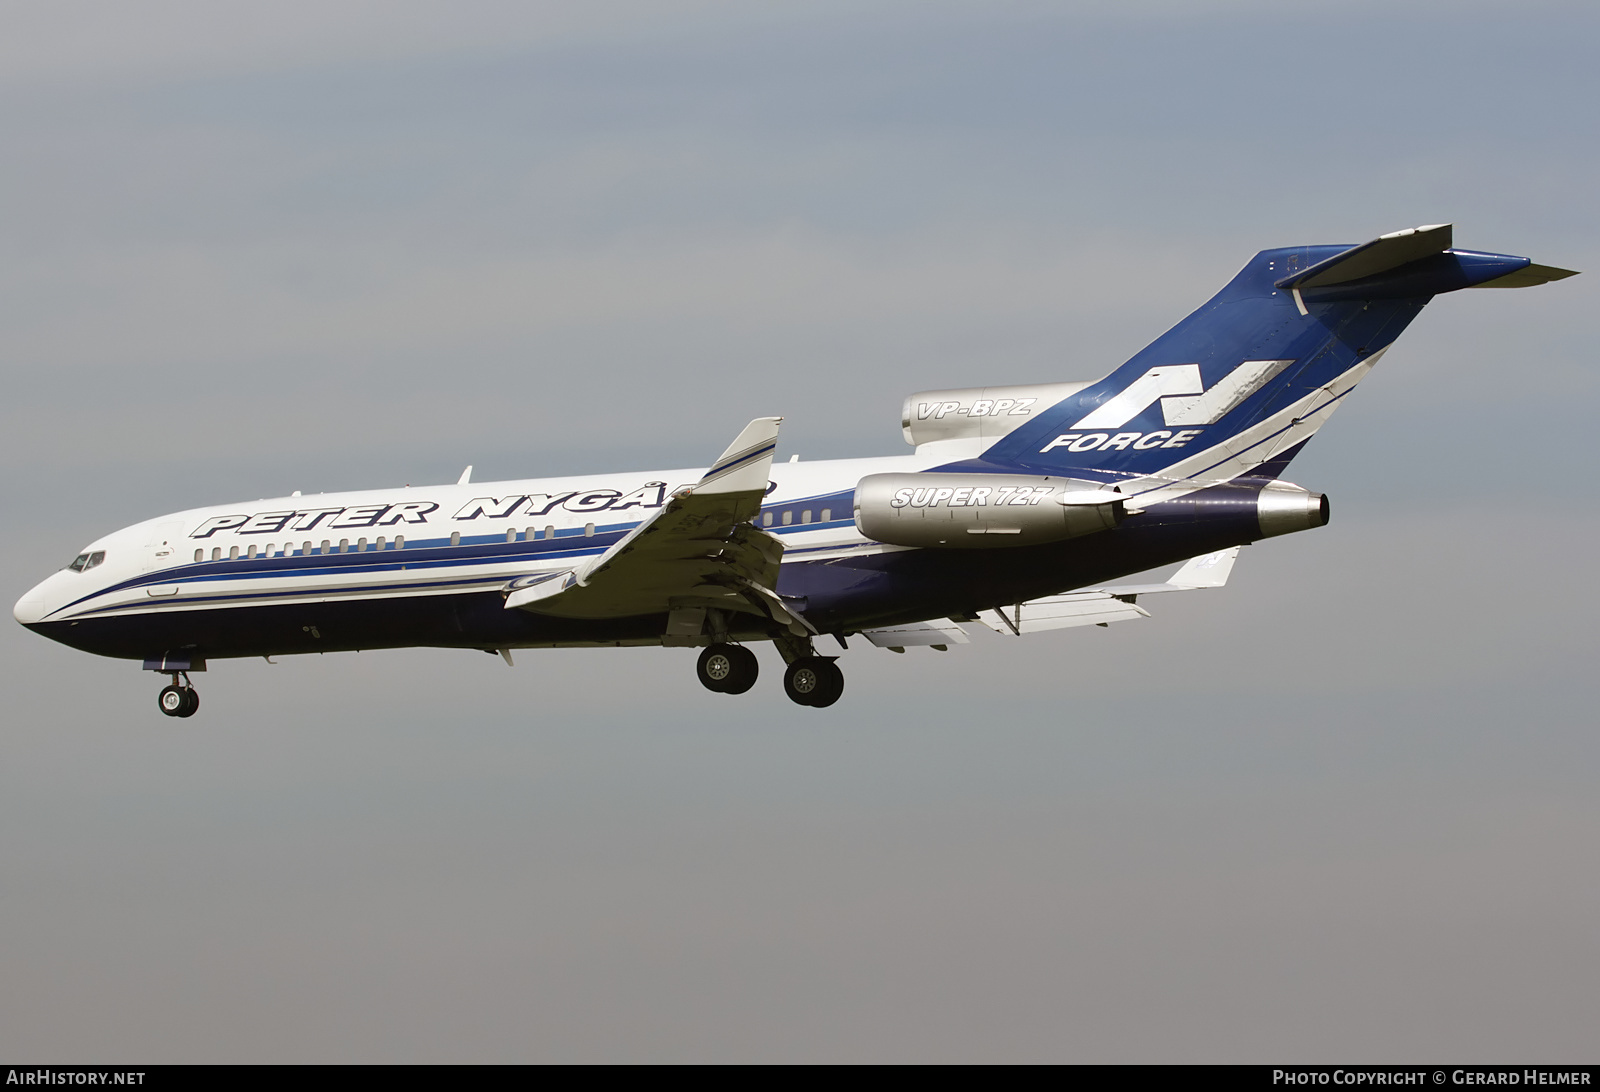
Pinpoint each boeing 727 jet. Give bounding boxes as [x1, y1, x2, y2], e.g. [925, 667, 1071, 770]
[13, 225, 1576, 716]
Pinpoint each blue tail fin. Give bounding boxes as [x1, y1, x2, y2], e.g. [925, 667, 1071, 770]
[967, 225, 1574, 495]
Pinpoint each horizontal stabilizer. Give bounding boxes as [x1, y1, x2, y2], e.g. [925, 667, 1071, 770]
[1277, 224, 1453, 289]
[1473, 262, 1580, 288]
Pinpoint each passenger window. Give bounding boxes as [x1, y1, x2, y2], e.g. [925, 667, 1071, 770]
[302, 541, 312, 555]
[506, 529, 517, 543]
[194, 549, 203, 563]
[584, 523, 595, 537]
[781, 511, 793, 526]
[357, 537, 368, 552]
[394, 535, 405, 550]
[544, 525, 555, 540]
[211, 547, 222, 561]
[320, 540, 330, 555]
[450, 531, 461, 547]
[762, 512, 773, 527]
[375, 537, 386, 551]
[229, 546, 240, 560]
[247, 545, 257, 559]
[283, 543, 295, 557]
[801, 510, 812, 524]
[821, 508, 832, 522]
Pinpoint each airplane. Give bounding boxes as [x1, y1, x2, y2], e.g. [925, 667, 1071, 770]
[12, 224, 1577, 717]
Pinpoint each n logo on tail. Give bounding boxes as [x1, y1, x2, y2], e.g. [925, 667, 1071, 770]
[1071, 359, 1296, 430]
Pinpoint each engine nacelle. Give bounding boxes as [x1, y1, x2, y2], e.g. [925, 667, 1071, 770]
[901, 382, 1090, 448]
[854, 473, 1126, 549]
[1257, 481, 1330, 537]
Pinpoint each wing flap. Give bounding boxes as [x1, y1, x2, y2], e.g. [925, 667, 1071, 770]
[862, 620, 971, 650]
[978, 547, 1242, 635]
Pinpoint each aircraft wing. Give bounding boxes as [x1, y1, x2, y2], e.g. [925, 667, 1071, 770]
[859, 547, 1241, 649]
[504, 418, 806, 628]
[977, 547, 1240, 635]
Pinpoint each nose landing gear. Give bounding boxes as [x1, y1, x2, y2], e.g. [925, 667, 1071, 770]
[157, 674, 200, 718]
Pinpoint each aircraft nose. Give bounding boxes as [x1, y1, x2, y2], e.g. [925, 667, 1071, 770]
[14, 591, 46, 625]
[14, 575, 55, 625]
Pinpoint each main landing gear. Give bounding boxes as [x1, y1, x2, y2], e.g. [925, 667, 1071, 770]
[157, 674, 200, 718]
[783, 657, 844, 708]
[695, 639, 845, 708]
[697, 643, 759, 695]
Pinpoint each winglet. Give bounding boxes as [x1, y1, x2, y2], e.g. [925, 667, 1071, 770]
[697, 417, 782, 495]
[1167, 547, 1240, 589]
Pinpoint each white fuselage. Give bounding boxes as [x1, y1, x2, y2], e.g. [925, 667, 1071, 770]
[14, 445, 982, 634]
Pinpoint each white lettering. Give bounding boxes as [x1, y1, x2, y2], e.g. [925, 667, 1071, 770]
[453, 496, 526, 520]
[190, 514, 249, 539]
[239, 511, 295, 535]
[330, 504, 388, 529]
[565, 490, 621, 513]
[612, 482, 667, 511]
[377, 501, 438, 525]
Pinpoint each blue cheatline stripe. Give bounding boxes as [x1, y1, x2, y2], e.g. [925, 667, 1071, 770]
[54, 486, 867, 621]
[66, 540, 875, 620]
[54, 519, 652, 613]
[702, 441, 776, 480]
[67, 573, 511, 619]
[53, 528, 880, 621]
[1124, 385, 1353, 500]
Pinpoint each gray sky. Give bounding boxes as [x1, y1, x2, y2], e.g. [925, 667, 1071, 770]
[2, 0, 1596, 1062]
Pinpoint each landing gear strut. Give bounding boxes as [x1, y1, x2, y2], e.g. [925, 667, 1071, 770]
[157, 673, 199, 718]
[697, 643, 759, 694]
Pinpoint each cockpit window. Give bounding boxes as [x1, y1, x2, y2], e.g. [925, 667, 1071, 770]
[68, 551, 106, 572]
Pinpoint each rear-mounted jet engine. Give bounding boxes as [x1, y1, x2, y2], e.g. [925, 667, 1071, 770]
[854, 473, 1128, 549]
